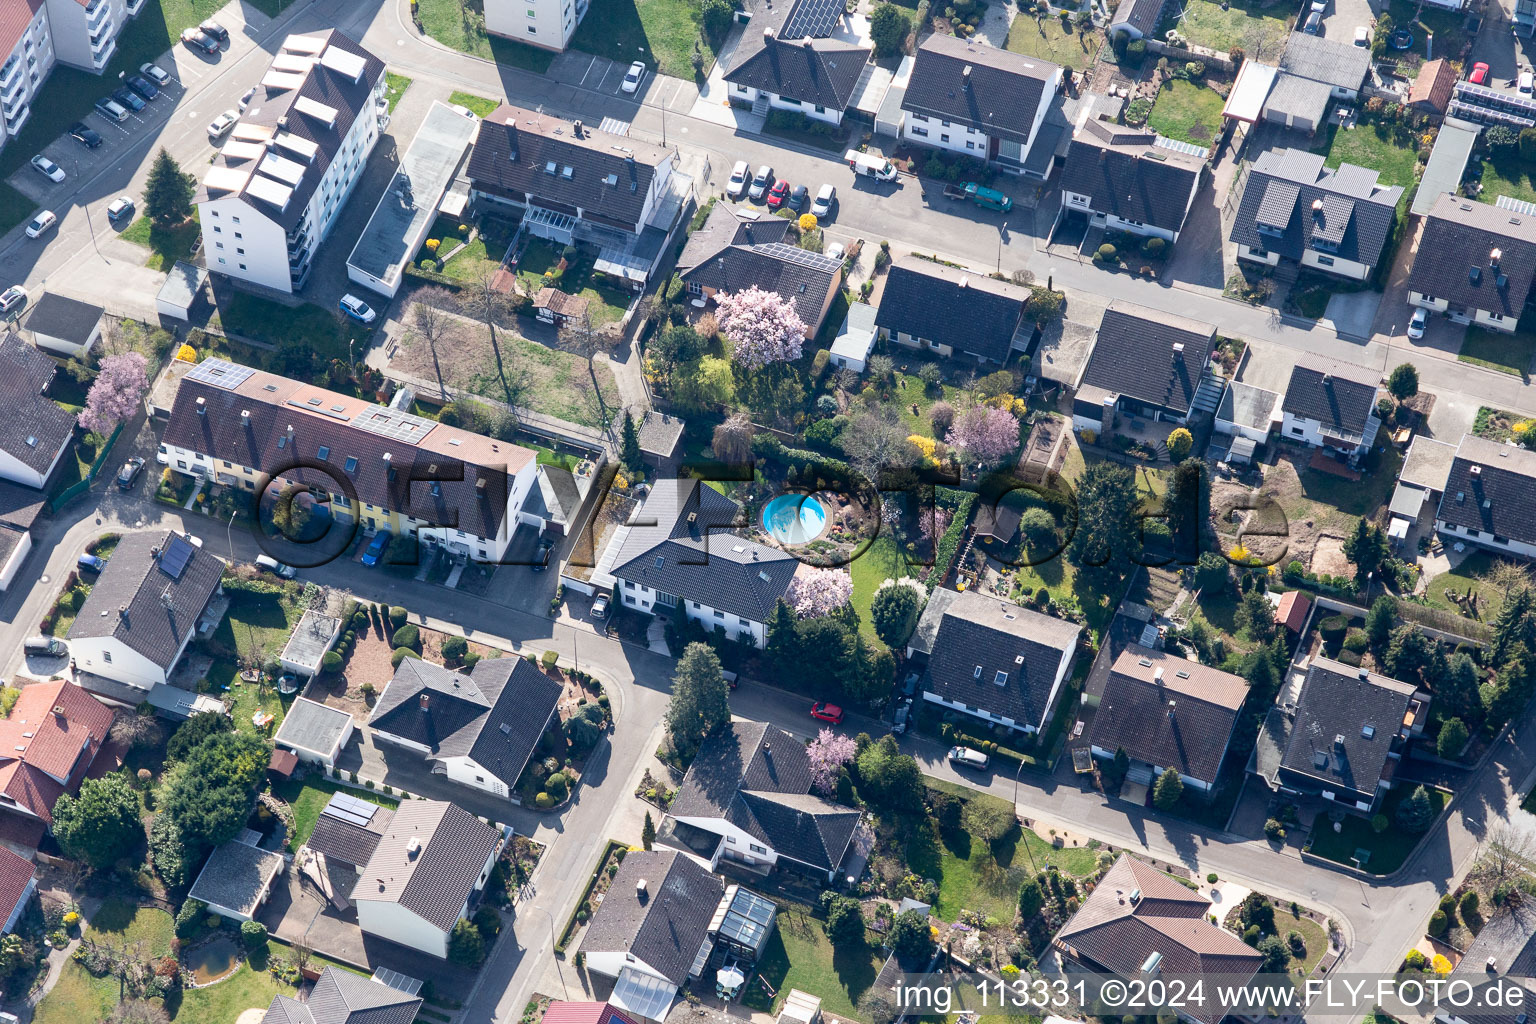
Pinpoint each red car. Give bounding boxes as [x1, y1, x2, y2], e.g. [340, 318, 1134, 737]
[765, 179, 791, 209]
[810, 702, 844, 724]
[1471, 62, 1491, 85]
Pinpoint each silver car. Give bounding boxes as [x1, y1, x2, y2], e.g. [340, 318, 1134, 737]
[748, 165, 773, 200]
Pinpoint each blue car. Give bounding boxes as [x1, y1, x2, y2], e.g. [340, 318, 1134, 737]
[361, 530, 391, 566]
[77, 553, 106, 573]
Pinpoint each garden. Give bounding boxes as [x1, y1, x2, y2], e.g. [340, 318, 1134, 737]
[121, 210, 203, 272]
[1005, 11, 1099, 70]
[414, 0, 556, 71]
[1314, 104, 1425, 213]
[512, 238, 634, 327]
[1168, 0, 1292, 53]
[1145, 77, 1227, 148]
[1458, 325, 1536, 376]
[567, 0, 723, 79]
[1305, 784, 1446, 874]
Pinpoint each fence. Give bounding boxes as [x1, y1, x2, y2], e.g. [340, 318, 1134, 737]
[50, 421, 125, 512]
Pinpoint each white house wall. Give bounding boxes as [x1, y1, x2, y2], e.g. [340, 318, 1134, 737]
[356, 898, 450, 958]
[618, 579, 767, 646]
[903, 113, 990, 156]
[33, 322, 100, 357]
[0, 445, 52, 490]
[1435, 518, 1536, 560]
[202, 197, 294, 293]
[671, 813, 779, 868]
[0, 530, 31, 592]
[440, 755, 512, 799]
[584, 952, 670, 982]
[484, 0, 582, 50]
[69, 636, 168, 689]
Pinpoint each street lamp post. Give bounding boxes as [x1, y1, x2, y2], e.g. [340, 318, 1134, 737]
[521, 902, 571, 999]
[1013, 757, 1040, 876]
[997, 221, 1007, 275]
[226, 509, 236, 562]
[1048, 266, 1057, 292]
[1349, 858, 1370, 906]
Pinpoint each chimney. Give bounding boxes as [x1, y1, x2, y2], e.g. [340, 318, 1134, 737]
[1153, 666, 1164, 683]
[52, 705, 65, 719]
[383, 452, 393, 464]
[1311, 198, 1324, 216]
[1167, 699, 1176, 719]
[573, 119, 583, 137]
[160, 587, 174, 610]
[118, 604, 129, 621]
[1172, 342, 1185, 356]
[1322, 373, 1332, 384]
[1492, 247, 1503, 268]
[196, 397, 206, 416]
[151, 545, 160, 560]
[1334, 733, 1346, 749]
[286, 424, 294, 443]
[962, 64, 972, 89]
[1358, 669, 1370, 681]
[419, 693, 430, 712]
[958, 277, 969, 289]
[637, 879, 649, 896]
[241, 410, 250, 426]
[763, 26, 773, 40]
[406, 837, 422, 858]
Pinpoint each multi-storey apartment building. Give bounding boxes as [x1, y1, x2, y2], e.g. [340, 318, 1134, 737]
[159, 358, 540, 563]
[483, 0, 588, 51]
[194, 29, 385, 293]
[0, 0, 141, 149]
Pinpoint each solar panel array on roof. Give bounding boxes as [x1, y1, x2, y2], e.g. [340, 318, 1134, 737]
[322, 791, 378, 826]
[260, 151, 309, 185]
[160, 534, 197, 580]
[295, 96, 340, 124]
[321, 44, 368, 80]
[186, 359, 256, 390]
[353, 406, 437, 443]
[756, 242, 842, 273]
[783, 0, 841, 37]
[246, 174, 295, 209]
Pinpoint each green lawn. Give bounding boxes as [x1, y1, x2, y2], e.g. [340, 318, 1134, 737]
[1147, 79, 1225, 147]
[0, 182, 35, 239]
[210, 659, 292, 738]
[1459, 327, 1536, 376]
[212, 292, 368, 363]
[891, 372, 967, 439]
[119, 212, 201, 271]
[171, 963, 297, 1024]
[1281, 907, 1331, 976]
[272, 776, 399, 848]
[514, 238, 633, 326]
[1423, 550, 1508, 623]
[212, 591, 301, 668]
[849, 534, 915, 647]
[439, 234, 498, 281]
[415, 0, 556, 71]
[1307, 786, 1446, 874]
[1317, 123, 1419, 213]
[449, 90, 501, 118]
[1388, 0, 1468, 61]
[1005, 15, 1099, 69]
[462, 334, 622, 428]
[1175, 0, 1292, 51]
[570, 0, 717, 80]
[529, 443, 581, 472]
[1292, 444, 1402, 521]
[384, 72, 413, 114]
[747, 908, 883, 1020]
[1475, 156, 1536, 207]
[34, 901, 176, 1024]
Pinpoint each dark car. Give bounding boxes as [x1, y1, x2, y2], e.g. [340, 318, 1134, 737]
[77, 553, 106, 573]
[116, 457, 145, 490]
[112, 87, 146, 113]
[360, 530, 392, 566]
[125, 74, 159, 100]
[181, 27, 219, 54]
[787, 184, 809, 212]
[68, 121, 102, 148]
[531, 538, 554, 572]
[200, 19, 230, 44]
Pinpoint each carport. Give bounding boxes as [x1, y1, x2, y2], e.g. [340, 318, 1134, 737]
[156, 261, 207, 322]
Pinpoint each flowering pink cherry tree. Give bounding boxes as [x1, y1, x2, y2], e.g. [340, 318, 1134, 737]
[808, 727, 857, 796]
[918, 505, 952, 542]
[785, 566, 853, 619]
[715, 286, 806, 372]
[946, 405, 1020, 468]
[79, 352, 149, 435]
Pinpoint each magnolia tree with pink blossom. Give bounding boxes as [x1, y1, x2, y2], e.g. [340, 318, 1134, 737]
[715, 286, 806, 372]
[918, 505, 952, 542]
[808, 727, 857, 796]
[946, 405, 1020, 468]
[79, 352, 150, 435]
[785, 567, 853, 619]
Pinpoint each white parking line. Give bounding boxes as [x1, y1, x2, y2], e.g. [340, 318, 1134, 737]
[578, 54, 600, 86]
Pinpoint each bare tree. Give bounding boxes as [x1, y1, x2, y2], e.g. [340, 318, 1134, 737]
[712, 413, 754, 465]
[840, 408, 917, 484]
[569, 368, 609, 435]
[1471, 825, 1536, 889]
[407, 288, 465, 401]
[1479, 559, 1535, 597]
[471, 269, 531, 411]
[560, 313, 614, 430]
[289, 936, 313, 973]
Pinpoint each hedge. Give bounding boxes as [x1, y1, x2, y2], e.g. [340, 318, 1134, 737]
[389, 606, 408, 627]
[555, 839, 627, 952]
[926, 487, 978, 588]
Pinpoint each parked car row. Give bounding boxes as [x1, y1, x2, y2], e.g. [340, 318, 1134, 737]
[726, 160, 838, 222]
[181, 20, 228, 55]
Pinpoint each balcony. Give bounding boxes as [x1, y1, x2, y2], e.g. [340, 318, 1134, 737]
[5, 105, 29, 135]
[125, 0, 145, 15]
[91, 37, 115, 68]
[85, 0, 110, 30]
[0, 59, 17, 90]
[90, 22, 114, 52]
[2, 78, 23, 108]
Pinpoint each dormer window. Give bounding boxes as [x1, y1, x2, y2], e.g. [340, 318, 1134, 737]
[994, 670, 1008, 685]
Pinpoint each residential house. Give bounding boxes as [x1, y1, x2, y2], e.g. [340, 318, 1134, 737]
[0, 0, 144, 150]
[1231, 148, 1402, 280]
[1107, 0, 1168, 40]
[1072, 301, 1218, 438]
[0, 333, 75, 491]
[875, 257, 1031, 364]
[721, 0, 871, 126]
[0, 679, 113, 834]
[1437, 903, 1536, 1024]
[1410, 195, 1536, 332]
[1408, 59, 1457, 115]
[531, 287, 591, 327]
[467, 104, 683, 285]
[1054, 855, 1263, 1024]
[368, 656, 561, 801]
[352, 799, 503, 958]
[1088, 645, 1247, 793]
[676, 204, 844, 338]
[159, 358, 540, 563]
[544, 1005, 644, 1024]
[258, 966, 423, 1024]
[829, 300, 878, 372]
[0, 483, 45, 592]
[194, 30, 387, 294]
[0, 848, 33, 934]
[297, 789, 393, 909]
[1278, 354, 1383, 462]
[272, 696, 355, 768]
[1389, 434, 1458, 537]
[188, 836, 286, 922]
[22, 293, 102, 357]
[1262, 33, 1371, 133]
[1058, 117, 1207, 242]
[581, 851, 779, 1016]
[1257, 658, 1427, 812]
[608, 479, 798, 647]
[68, 531, 224, 691]
[662, 722, 862, 881]
[900, 34, 1062, 176]
[1434, 434, 1536, 560]
[906, 588, 1082, 735]
[483, 0, 588, 51]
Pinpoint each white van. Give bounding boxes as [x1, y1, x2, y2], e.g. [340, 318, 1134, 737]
[845, 150, 898, 181]
[1521, 68, 1533, 93]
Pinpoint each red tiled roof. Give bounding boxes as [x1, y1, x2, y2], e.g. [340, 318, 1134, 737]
[543, 1003, 640, 1024]
[0, 0, 44, 69]
[1276, 590, 1311, 633]
[268, 749, 298, 776]
[0, 681, 114, 822]
[0, 846, 33, 928]
[1408, 59, 1456, 112]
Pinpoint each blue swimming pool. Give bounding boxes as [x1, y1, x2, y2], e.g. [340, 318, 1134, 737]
[762, 493, 827, 545]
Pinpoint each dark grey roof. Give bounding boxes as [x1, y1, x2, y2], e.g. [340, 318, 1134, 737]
[677, 204, 842, 330]
[467, 104, 672, 233]
[1261, 73, 1333, 126]
[1058, 118, 1205, 234]
[0, 333, 74, 476]
[262, 966, 422, 1024]
[669, 721, 859, 872]
[1229, 148, 1401, 270]
[188, 840, 285, 917]
[1088, 646, 1246, 785]
[902, 34, 1058, 143]
[274, 697, 353, 757]
[1279, 31, 1372, 91]
[1217, 381, 1280, 432]
[355, 800, 500, 932]
[0, 481, 46, 532]
[634, 410, 684, 458]
[1081, 301, 1215, 417]
[610, 479, 798, 624]
[874, 257, 1028, 362]
[1437, 434, 1536, 546]
[22, 292, 103, 343]
[1410, 194, 1536, 317]
[1280, 354, 1381, 441]
[579, 850, 726, 984]
[1109, 0, 1167, 36]
[721, 0, 871, 110]
[916, 590, 1082, 730]
[1279, 658, 1415, 801]
[196, 30, 385, 231]
[369, 657, 561, 788]
[307, 795, 393, 869]
[68, 530, 224, 670]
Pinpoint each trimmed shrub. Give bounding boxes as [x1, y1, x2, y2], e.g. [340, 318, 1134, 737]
[541, 650, 559, 671]
[240, 919, 267, 951]
[442, 635, 469, 663]
[391, 647, 422, 668]
[1428, 910, 1448, 936]
[389, 606, 408, 627]
[545, 772, 570, 800]
[392, 624, 421, 649]
[321, 650, 342, 673]
[534, 792, 554, 809]
[1318, 614, 1349, 644]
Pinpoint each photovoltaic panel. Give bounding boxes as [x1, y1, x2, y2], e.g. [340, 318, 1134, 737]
[159, 534, 196, 580]
[322, 791, 377, 826]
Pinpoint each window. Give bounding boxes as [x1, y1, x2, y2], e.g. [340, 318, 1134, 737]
[317, 446, 330, 461]
[815, 105, 825, 113]
[691, 601, 701, 609]
[726, 836, 736, 844]
[213, 226, 221, 233]
[625, 581, 636, 589]
[966, 141, 975, 150]
[1490, 312, 1506, 321]
[103, 651, 112, 663]
[912, 126, 928, 137]
[236, 247, 244, 255]
[687, 280, 703, 295]
[1290, 425, 1304, 436]
[1495, 535, 1508, 544]
[234, 232, 242, 239]
[737, 83, 748, 92]
[714, 610, 725, 619]
[222, 460, 231, 468]
[913, 113, 927, 122]
[177, 460, 186, 469]
[941, 134, 950, 143]
[335, 494, 350, 507]
[527, 25, 537, 32]
[941, 120, 950, 127]
[1316, 255, 1335, 267]
[344, 456, 358, 473]
[527, 6, 536, 13]
[749, 843, 767, 854]
[232, 216, 240, 223]
[211, 211, 219, 218]
[215, 241, 224, 249]
[476, 775, 485, 782]
[239, 264, 246, 270]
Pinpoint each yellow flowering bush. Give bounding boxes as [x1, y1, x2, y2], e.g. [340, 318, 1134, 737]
[176, 344, 197, 363]
[424, 238, 440, 252]
[1432, 954, 1452, 975]
[798, 213, 818, 232]
[1229, 544, 1250, 563]
[908, 434, 939, 467]
[1079, 429, 1097, 445]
